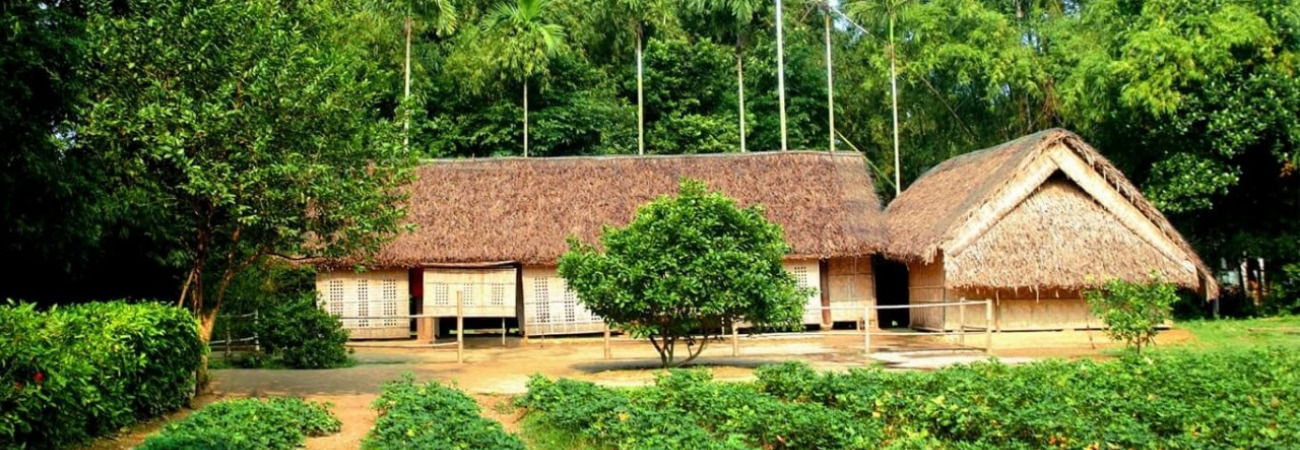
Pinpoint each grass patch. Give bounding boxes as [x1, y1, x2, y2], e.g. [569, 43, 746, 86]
[1171, 315, 1300, 352]
[518, 414, 590, 450]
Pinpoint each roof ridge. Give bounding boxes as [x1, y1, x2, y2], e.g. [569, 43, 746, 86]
[417, 150, 862, 165]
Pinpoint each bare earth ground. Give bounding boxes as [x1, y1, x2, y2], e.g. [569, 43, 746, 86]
[86, 329, 1193, 449]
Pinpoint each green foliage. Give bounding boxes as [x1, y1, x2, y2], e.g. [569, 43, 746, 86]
[559, 179, 806, 367]
[363, 374, 525, 450]
[1085, 277, 1179, 354]
[256, 294, 352, 369]
[0, 301, 203, 449]
[138, 397, 341, 450]
[78, 0, 413, 352]
[522, 350, 1300, 448]
[1266, 263, 1300, 315]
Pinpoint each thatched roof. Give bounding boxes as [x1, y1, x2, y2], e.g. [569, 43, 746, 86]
[363, 151, 885, 267]
[886, 129, 1218, 297]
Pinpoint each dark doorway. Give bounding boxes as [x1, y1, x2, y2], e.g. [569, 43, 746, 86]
[873, 256, 910, 328]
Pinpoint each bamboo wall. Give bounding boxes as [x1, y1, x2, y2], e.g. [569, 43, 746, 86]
[422, 267, 518, 318]
[906, 258, 1102, 332]
[907, 259, 948, 331]
[315, 270, 410, 339]
[827, 257, 875, 324]
[520, 266, 606, 336]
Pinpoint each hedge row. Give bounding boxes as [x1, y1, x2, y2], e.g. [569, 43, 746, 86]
[519, 349, 1300, 449]
[756, 349, 1300, 448]
[0, 301, 204, 449]
[363, 374, 525, 450]
[138, 397, 341, 449]
[520, 371, 881, 449]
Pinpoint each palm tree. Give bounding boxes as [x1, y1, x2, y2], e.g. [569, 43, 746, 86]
[489, 0, 567, 157]
[600, 0, 674, 155]
[689, 0, 763, 153]
[393, 0, 457, 152]
[846, 0, 909, 194]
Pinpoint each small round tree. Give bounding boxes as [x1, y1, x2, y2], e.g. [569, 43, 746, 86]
[1084, 275, 1178, 354]
[558, 179, 807, 367]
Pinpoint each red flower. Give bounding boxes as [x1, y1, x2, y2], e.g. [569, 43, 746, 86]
[34, 372, 44, 385]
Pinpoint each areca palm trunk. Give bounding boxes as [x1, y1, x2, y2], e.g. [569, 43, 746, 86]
[524, 77, 530, 157]
[404, 16, 413, 152]
[825, 8, 834, 152]
[636, 24, 645, 155]
[737, 37, 746, 153]
[775, 0, 788, 151]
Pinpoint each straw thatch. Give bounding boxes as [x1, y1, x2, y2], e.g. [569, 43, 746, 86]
[886, 129, 1218, 297]
[363, 151, 885, 267]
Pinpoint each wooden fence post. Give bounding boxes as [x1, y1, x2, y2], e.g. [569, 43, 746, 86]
[502, 317, 507, 347]
[456, 292, 464, 364]
[863, 305, 871, 355]
[603, 324, 611, 360]
[984, 300, 993, 354]
[958, 300, 966, 346]
[731, 324, 739, 357]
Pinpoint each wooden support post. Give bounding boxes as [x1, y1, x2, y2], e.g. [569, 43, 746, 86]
[863, 305, 871, 355]
[456, 292, 464, 364]
[731, 324, 739, 357]
[958, 300, 966, 346]
[984, 300, 993, 354]
[502, 317, 507, 347]
[603, 324, 611, 361]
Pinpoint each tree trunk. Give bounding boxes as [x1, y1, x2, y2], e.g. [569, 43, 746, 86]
[824, 8, 835, 152]
[736, 38, 746, 153]
[775, 0, 788, 151]
[889, 11, 901, 196]
[403, 16, 412, 153]
[523, 78, 529, 158]
[636, 25, 645, 156]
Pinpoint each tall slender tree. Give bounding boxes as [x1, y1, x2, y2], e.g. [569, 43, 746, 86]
[489, 0, 567, 157]
[599, 0, 674, 155]
[689, 0, 763, 153]
[393, 0, 458, 152]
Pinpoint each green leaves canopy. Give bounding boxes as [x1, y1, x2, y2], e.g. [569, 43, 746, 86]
[78, 0, 412, 341]
[558, 179, 806, 367]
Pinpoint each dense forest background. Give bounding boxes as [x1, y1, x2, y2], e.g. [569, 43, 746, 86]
[3, 0, 1298, 312]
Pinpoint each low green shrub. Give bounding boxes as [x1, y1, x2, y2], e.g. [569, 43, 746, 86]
[256, 293, 351, 369]
[756, 350, 1300, 448]
[519, 370, 878, 449]
[138, 397, 341, 450]
[0, 301, 204, 449]
[520, 350, 1300, 449]
[363, 374, 524, 450]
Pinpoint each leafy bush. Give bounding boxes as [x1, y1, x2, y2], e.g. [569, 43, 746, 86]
[520, 370, 879, 449]
[559, 179, 808, 367]
[522, 350, 1300, 448]
[1084, 277, 1178, 353]
[138, 397, 341, 450]
[363, 374, 524, 450]
[256, 293, 351, 369]
[0, 301, 204, 449]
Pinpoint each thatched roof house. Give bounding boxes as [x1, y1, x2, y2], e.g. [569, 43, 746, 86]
[319, 151, 887, 338]
[886, 129, 1217, 331]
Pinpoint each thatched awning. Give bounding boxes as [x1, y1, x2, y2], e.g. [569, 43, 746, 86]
[886, 129, 1218, 297]
[361, 151, 885, 268]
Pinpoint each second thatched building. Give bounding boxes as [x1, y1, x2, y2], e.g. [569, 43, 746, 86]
[886, 129, 1218, 331]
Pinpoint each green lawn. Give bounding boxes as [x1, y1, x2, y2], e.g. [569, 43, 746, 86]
[1170, 315, 1300, 352]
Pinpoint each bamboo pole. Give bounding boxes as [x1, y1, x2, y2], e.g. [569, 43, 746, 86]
[731, 324, 739, 357]
[984, 300, 993, 353]
[502, 317, 507, 347]
[863, 305, 871, 354]
[456, 292, 464, 364]
[958, 299, 966, 346]
[824, 6, 834, 152]
[603, 324, 611, 360]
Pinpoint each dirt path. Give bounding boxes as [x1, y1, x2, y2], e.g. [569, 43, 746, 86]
[86, 329, 1187, 449]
